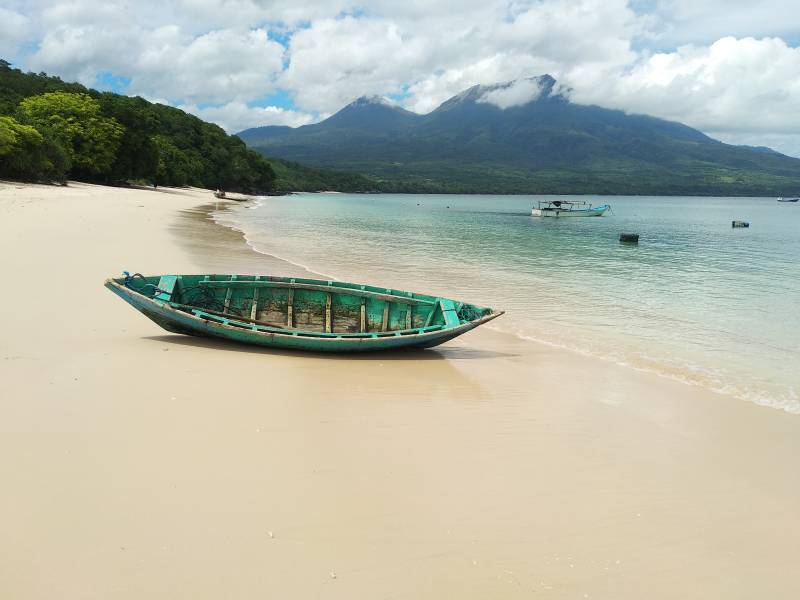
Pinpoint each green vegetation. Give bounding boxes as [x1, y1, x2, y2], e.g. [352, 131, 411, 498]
[266, 157, 483, 193]
[268, 157, 380, 192]
[18, 92, 124, 176]
[0, 115, 68, 181]
[0, 60, 275, 193]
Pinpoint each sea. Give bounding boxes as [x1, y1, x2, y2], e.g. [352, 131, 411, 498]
[214, 193, 800, 413]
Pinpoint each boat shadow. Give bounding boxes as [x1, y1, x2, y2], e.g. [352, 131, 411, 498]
[143, 334, 516, 361]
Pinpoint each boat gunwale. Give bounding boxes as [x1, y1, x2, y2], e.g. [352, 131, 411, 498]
[196, 278, 437, 305]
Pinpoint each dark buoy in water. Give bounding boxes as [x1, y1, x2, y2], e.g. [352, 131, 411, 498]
[732, 220, 750, 228]
[619, 233, 639, 243]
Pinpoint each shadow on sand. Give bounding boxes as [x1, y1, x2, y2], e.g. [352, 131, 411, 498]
[143, 334, 517, 361]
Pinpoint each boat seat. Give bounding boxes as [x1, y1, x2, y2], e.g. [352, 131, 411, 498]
[155, 275, 178, 302]
[440, 299, 461, 327]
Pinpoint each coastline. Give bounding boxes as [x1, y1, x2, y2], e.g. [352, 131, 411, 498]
[208, 196, 800, 414]
[2, 181, 799, 599]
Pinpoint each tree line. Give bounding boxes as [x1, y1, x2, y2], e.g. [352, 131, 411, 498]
[0, 60, 275, 193]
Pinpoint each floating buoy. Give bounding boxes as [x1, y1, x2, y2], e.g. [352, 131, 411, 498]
[619, 233, 639, 243]
[732, 220, 750, 228]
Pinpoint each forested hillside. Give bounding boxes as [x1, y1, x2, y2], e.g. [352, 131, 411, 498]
[241, 75, 800, 196]
[0, 60, 275, 193]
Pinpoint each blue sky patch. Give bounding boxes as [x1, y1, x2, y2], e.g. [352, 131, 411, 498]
[94, 71, 131, 93]
[249, 90, 294, 110]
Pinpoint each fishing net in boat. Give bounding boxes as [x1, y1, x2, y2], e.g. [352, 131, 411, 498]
[181, 285, 227, 313]
[457, 304, 484, 322]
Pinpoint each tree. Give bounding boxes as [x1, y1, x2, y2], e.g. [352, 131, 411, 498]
[153, 135, 193, 187]
[97, 93, 160, 183]
[17, 92, 124, 177]
[0, 115, 70, 182]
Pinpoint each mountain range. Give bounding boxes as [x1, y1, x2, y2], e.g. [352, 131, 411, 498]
[239, 75, 800, 195]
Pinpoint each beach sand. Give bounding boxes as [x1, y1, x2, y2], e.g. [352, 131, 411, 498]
[1, 181, 798, 599]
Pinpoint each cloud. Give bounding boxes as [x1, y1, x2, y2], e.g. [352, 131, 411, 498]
[637, 0, 800, 46]
[2, 0, 800, 154]
[478, 78, 548, 109]
[0, 8, 31, 57]
[132, 28, 285, 104]
[567, 36, 800, 137]
[181, 101, 317, 133]
[31, 25, 285, 105]
[279, 16, 423, 113]
[281, 0, 641, 114]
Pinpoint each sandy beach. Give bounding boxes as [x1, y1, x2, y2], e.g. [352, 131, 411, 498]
[1, 181, 799, 599]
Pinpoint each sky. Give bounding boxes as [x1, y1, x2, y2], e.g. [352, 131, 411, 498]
[2, 1, 800, 155]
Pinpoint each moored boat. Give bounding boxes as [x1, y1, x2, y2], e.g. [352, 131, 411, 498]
[531, 199, 610, 217]
[777, 197, 799, 202]
[105, 273, 503, 352]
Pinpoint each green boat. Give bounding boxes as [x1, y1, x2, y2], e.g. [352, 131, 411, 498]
[105, 273, 504, 352]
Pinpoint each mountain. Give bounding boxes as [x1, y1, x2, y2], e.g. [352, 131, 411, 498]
[239, 75, 800, 195]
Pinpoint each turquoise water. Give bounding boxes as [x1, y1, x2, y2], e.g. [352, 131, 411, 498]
[215, 194, 800, 413]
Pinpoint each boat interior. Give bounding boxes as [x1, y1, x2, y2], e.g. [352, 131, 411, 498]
[115, 274, 492, 336]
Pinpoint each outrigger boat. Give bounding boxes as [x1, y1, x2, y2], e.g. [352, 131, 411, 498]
[105, 273, 503, 352]
[531, 200, 610, 217]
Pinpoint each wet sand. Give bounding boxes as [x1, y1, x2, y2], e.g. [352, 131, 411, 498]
[1, 181, 799, 599]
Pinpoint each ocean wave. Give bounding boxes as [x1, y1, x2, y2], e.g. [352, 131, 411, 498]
[487, 322, 800, 414]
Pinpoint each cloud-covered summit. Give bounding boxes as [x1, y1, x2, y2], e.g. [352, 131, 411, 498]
[447, 75, 561, 110]
[3, 0, 800, 155]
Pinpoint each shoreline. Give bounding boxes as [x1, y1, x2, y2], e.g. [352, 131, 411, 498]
[204, 196, 800, 415]
[2, 181, 800, 599]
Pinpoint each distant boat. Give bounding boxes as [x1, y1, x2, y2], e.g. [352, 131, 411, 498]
[777, 197, 799, 202]
[106, 273, 503, 352]
[531, 199, 610, 217]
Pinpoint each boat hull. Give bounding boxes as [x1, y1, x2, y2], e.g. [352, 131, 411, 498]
[105, 276, 502, 353]
[531, 204, 610, 217]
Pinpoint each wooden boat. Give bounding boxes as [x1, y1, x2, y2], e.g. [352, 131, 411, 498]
[105, 273, 504, 352]
[777, 197, 799, 202]
[531, 200, 610, 217]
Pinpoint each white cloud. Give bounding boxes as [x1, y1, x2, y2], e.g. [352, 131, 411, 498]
[2, 0, 800, 153]
[640, 0, 800, 46]
[181, 101, 318, 133]
[280, 16, 424, 113]
[31, 25, 285, 105]
[132, 28, 285, 104]
[0, 8, 31, 57]
[567, 37, 800, 137]
[478, 78, 548, 109]
[281, 0, 641, 114]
